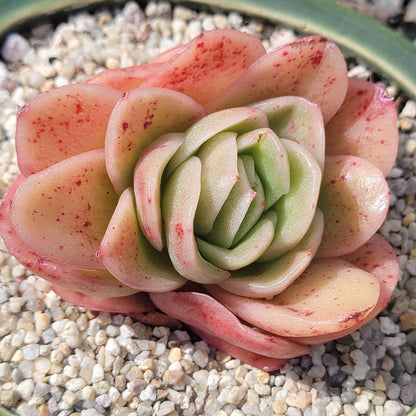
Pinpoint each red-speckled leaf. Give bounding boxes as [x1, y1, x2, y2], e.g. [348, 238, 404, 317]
[206, 36, 348, 123]
[253, 96, 325, 170]
[0, 175, 137, 297]
[53, 285, 155, 314]
[105, 87, 205, 193]
[217, 209, 324, 298]
[98, 188, 187, 292]
[9, 150, 117, 270]
[207, 258, 379, 338]
[317, 155, 390, 258]
[190, 327, 288, 372]
[292, 234, 399, 344]
[16, 84, 122, 176]
[325, 78, 398, 176]
[85, 62, 164, 92]
[133, 133, 184, 251]
[150, 291, 309, 359]
[141, 29, 266, 105]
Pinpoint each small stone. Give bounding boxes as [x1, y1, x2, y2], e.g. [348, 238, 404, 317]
[350, 349, 368, 363]
[343, 403, 358, 416]
[374, 375, 387, 391]
[2, 33, 31, 62]
[139, 384, 157, 402]
[193, 348, 209, 368]
[156, 400, 175, 416]
[384, 400, 408, 416]
[0, 389, 20, 408]
[400, 382, 416, 406]
[326, 400, 342, 416]
[0, 363, 12, 381]
[354, 394, 370, 414]
[386, 383, 401, 400]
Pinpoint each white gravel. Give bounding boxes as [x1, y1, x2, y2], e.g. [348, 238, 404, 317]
[0, 1, 415, 415]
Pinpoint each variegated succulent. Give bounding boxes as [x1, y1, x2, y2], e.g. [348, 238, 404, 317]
[0, 29, 400, 370]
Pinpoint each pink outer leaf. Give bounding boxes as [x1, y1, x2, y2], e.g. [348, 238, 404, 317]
[190, 327, 288, 372]
[149, 291, 310, 359]
[206, 35, 348, 123]
[141, 29, 266, 106]
[98, 188, 187, 292]
[207, 258, 380, 338]
[105, 87, 206, 193]
[9, 149, 118, 270]
[325, 78, 398, 177]
[52, 285, 155, 314]
[217, 209, 324, 298]
[16, 84, 122, 176]
[84, 62, 164, 92]
[291, 233, 399, 344]
[317, 155, 390, 258]
[0, 176, 137, 297]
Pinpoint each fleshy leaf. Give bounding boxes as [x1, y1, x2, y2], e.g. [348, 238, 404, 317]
[10, 150, 117, 270]
[0, 176, 136, 297]
[206, 35, 348, 123]
[217, 209, 324, 298]
[98, 188, 187, 292]
[150, 291, 309, 359]
[53, 285, 155, 314]
[166, 107, 269, 176]
[16, 83, 122, 176]
[325, 77, 398, 176]
[237, 127, 290, 210]
[197, 211, 277, 270]
[293, 233, 399, 344]
[85, 62, 164, 92]
[162, 156, 230, 283]
[317, 155, 390, 258]
[204, 157, 256, 248]
[194, 131, 239, 235]
[133, 133, 184, 251]
[207, 258, 379, 338]
[253, 96, 325, 170]
[232, 155, 265, 245]
[260, 138, 322, 261]
[141, 29, 266, 105]
[105, 87, 206, 193]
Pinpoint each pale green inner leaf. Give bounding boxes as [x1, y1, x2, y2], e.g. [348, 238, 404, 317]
[165, 107, 268, 176]
[217, 209, 324, 298]
[197, 211, 277, 270]
[259, 138, 322, 261]
[232, 155, 266, 245]
[203, 157, 256, 249]
[162, 156, 230, 283]
[194, 131, 239, 235]
[237, 128, 290, 210]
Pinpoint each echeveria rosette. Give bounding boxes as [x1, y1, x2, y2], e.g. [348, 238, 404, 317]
[0, 29, 400, 371]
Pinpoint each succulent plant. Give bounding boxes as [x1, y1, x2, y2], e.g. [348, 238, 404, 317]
[0, 29, 400, 370]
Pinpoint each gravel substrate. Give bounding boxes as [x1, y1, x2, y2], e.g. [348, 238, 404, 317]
[0, 1, 415, 415]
